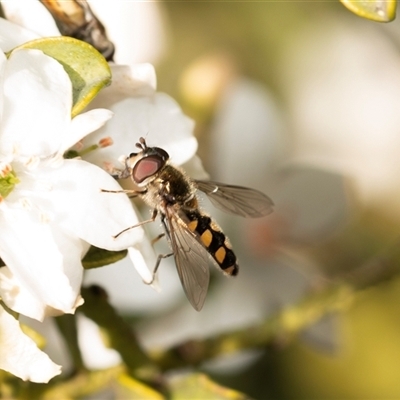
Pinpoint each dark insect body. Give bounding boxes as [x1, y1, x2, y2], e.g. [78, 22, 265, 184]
[106, 137, 273, 311]
[185, 210, 238, 276]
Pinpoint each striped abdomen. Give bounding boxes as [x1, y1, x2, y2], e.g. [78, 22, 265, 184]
[185, 210, 238, 276]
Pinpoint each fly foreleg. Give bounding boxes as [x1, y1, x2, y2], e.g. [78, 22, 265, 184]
[114, 168, 132, 180]
[101, 188, 140, 194]
[101, 187, 147, 199]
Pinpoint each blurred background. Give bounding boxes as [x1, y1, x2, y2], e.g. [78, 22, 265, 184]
[51, 1, 400, 398]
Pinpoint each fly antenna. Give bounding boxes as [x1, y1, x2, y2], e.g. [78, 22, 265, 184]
[136, 137, 147, 151]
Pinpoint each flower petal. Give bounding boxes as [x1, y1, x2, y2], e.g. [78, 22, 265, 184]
[0, 304, 61, 382]
[32, 159, 144, 250]
[128, 243, 159, 289]
[89, 1, 166, 65]
[0, 17, 39, 52]
[89, 63, 157, 110]
[0, 49, 71, 158]
[180, 155, 210, 180]
[0, 51, 7, 123]
[0, 209, 83, 321]
[62, 108, 114, 152]
[0, 267, 52, 321]
[2, 1, 61, 38]
[83, 93, 197, 168]
[77, 313, 121, 369]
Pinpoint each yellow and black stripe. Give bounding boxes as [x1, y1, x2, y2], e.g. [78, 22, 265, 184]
[186, 210, 239, 276]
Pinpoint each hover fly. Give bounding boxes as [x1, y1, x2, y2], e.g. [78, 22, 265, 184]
[106, 137, 273, 311]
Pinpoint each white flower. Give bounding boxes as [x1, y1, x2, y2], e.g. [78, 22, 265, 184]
[1, 0, 206, 305]
[1, 0, 60, 39]
[0, 47, 143, 323]
[3, 0, 166, 66]
[76, 63, 207, 369]
[84, 63, 198, 167]
[0, 13, 41, 52]
[0, 5, 201, 168]
[89, 0, 167, 66]
[80, 62, 203, 284]
[0, 299, 61, 383]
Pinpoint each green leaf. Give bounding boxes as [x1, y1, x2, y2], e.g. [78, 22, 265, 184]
[9, 37, 111, 117]
[82, 246, 127, 269]
[340, 0, 396, 22]
[169, 373, 250, 400]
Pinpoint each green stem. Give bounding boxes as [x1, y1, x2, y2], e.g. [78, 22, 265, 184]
[80, 285, 158, 380]
[151, 238, 400, 370]
[55, 314, 85, 372]
[41, 367, 124, 400]
[78, 144, 99, 156]
[151, 283, 354, 370]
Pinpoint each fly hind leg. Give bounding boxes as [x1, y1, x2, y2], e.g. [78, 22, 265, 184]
[145, 251, 174, 286]
[145, 232, 171, 284]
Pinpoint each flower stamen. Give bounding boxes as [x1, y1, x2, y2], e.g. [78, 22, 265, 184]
[24, 156, 40, 171]
[0, 164, 20, 199]
[65, 137, 114, 160]
[98, 136, 113, 148]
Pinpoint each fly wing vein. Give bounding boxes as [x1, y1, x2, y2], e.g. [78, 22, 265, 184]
[195, 180, 274, 218]
[165, 208, 211, 311]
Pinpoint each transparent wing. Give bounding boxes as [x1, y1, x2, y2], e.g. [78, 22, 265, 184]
[164, 207, 211, 311]
[195, 180, 274, 218]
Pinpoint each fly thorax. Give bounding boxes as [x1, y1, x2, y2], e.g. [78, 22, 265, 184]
[158, 165, 195, 202]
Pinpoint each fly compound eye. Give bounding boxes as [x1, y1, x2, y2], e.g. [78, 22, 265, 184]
[153, 147, 169, 161]
[132, 155, 165, 183]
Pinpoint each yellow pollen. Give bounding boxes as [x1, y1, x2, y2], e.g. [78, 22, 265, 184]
[99, 137, 113, 148]
[0, 164, 11, 177]
[75, 140, 84, 150]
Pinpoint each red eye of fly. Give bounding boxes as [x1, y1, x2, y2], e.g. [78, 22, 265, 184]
[132, 155, 164, 183]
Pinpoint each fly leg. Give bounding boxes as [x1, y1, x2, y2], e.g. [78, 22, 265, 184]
[160, 214, 172, 242]
[145, 215, 173, 285]
[113, 209, 158, 239]
[111, 166, 131, 180]
[145, 251, 174, 286]
[102, 187, 148, 200]
[101, 188, 141, 194]
[151, 233, 165, 246]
